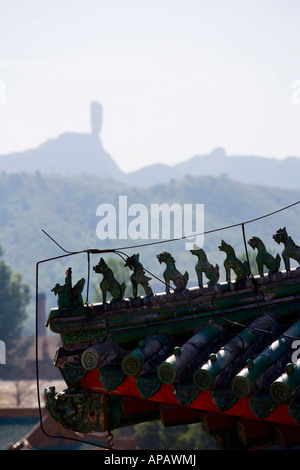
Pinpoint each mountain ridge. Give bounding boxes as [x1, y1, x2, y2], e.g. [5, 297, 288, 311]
[120, 147, 300, 189]
[0, 102, 299, 190]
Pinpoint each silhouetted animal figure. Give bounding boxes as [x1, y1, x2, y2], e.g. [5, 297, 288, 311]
[273, 227, 300, 271]
[124, 253, 153, 298]
[157, 251, 189, 294]
[248, 236, 280, 276]
[219, 240, 249, 283]
[93, 258, 126, 303]
[190, 244, 219, 287]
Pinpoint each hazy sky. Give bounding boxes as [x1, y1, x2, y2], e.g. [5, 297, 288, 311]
[1, 0, 300, 172]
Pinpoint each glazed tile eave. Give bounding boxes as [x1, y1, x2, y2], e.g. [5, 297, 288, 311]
[44, 266, 300, 432]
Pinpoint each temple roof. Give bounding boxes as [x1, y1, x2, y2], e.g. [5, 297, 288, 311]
[45, 264, 300, 449]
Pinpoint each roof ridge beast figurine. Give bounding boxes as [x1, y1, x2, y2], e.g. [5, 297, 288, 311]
[219, 240, 249, 283]
[93, 257, 126, 304]
[157, 251, 189, 294]
[190, 244, 219, 288]
[273, 227, 300, 271]
[248, 236, 280, 276]
[124, 253, 153, 298]
[51, 267, 85, 309]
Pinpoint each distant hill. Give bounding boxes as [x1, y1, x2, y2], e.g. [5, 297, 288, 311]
[120, 163, 182, 187]
[0, 102, 123, 180]
[121, 147, 300, 190]
[0, 102, 299, 190]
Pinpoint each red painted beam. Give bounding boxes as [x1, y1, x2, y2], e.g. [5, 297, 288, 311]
[121, 396, 160, 417]
[80, 371, 299, 427]
[236, 419, 275, 447]
[159, 404, 202, 427]
[274, 424, 300, 449]
[200, 411, 237, 435]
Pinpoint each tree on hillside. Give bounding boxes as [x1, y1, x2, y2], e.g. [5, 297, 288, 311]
[127, 420, 217, 450]
[0, 246, 31, 378]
